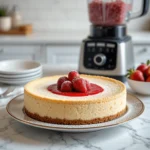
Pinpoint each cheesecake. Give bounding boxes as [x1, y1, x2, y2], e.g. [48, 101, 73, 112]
[24, 73, 127, 125]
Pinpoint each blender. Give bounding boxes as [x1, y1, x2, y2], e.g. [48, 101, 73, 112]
[79, 0, 149, 82]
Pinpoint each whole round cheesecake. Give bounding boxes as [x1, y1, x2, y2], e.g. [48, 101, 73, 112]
[24, 74, 127, 125]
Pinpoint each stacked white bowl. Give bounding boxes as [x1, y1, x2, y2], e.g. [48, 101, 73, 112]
[0, 60, 42, 85]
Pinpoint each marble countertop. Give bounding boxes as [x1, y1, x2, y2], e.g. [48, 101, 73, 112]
[0, 65, 150, 150]
[0, 31, 150, 45]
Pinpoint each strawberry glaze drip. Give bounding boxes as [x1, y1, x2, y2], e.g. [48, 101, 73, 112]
[47, 83, 104, 97]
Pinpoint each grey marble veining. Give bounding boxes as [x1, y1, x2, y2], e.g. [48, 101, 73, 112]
[0, 79, 150, 150]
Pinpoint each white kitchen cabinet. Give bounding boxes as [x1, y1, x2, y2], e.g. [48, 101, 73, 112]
[133, 45, 150, 65]
[46, 45, 80, 65]
[0, 43, 149, 66]
[0, 46, 42, 61]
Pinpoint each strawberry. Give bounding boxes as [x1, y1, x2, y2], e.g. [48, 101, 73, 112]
[85, 79, 91, 90]
[137, 64, 148, 73]
[72, 77, 87, 93]
[61, 81, 73, 92]
[137, 60, 150, 76]
[68, 70, 80, 82]
[57, 76, 68, 89]
[144, 66, 150, 78]
[127, 69, 145, 81]
[146, 76, 150, 82]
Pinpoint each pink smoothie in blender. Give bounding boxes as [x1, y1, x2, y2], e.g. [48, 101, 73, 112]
[88, 0, 131, 26]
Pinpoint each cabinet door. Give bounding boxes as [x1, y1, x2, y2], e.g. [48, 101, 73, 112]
[0, 46, 41, 61]
[133, 45, 150, 65]
[46, 45, 80, 65]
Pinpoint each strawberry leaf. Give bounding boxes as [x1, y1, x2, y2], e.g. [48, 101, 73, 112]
[147, 60, 150, 65]
[126, 68, 135, 78]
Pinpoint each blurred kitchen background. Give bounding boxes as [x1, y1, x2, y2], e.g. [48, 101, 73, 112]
[0, 0, 150, 67]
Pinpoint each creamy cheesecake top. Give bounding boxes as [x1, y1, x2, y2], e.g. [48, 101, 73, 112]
[25, 75, 126, 101]
[24, 75, 126, 103]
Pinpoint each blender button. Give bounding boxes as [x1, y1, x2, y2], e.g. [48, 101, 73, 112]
[91, 48, 96, 52]
[109, 59, 113, 62]
[106, 48, 109, 53]
[108, 65, 112, 69]
[88, 43, 95, 47]
[88, 58, 92, 61]
[107, 44, 115, 48]
[97, 43, 105, 47]
[87, 63, 92, 67]
[98, 48, 103, 52]
[111, 49, 114, 53]
[93, 54, 106, 66]
[94, 67, 98, 69]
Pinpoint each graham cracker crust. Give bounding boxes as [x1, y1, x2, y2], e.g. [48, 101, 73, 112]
[24, 107, 127, 125]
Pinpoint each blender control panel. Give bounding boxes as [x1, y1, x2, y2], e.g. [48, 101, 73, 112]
[84, 42, 117, 70]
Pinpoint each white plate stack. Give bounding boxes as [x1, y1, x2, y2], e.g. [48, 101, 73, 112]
[0, 60, 43, 85]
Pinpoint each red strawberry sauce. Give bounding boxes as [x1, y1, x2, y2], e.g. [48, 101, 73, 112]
[47, 83, 104, 97]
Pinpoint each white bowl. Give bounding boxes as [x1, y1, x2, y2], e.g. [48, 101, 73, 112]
[0, 73, 42, 85]
[0, 60, 42, 74]
[0, 69, 42, 78]
[127, 78, 150, 95]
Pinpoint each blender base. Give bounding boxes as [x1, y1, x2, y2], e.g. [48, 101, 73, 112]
[78, 25, 134, 83]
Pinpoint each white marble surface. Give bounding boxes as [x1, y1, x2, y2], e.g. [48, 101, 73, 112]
[0, 31, 150, 45]
[0, 65, 150, 150]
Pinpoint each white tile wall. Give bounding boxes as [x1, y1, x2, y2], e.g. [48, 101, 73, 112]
[0, 0, 149, 32]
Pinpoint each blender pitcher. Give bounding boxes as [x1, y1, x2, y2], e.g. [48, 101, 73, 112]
[88, 0, 149, 26]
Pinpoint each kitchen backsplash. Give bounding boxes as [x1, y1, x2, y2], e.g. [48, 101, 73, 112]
[0, 0, 150, 32]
